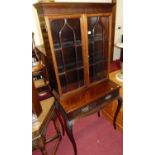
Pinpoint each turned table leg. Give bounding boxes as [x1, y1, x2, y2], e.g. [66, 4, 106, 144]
[113, 96, 122, 129]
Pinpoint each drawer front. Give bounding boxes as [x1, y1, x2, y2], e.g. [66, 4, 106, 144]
[96, 89, 119, 108]
[68, 89, 119, 119]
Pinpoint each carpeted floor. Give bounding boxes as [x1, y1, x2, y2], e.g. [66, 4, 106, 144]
[33, 113, 123, 155]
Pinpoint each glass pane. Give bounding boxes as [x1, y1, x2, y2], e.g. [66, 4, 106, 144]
[87, 16, 109, 83]
[59, 69, 84, 93]
[50, 18, 84, 93]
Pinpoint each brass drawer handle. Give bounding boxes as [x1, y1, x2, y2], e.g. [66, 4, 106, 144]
[81, 106, 89, 113]
[105, 94, 112, 100]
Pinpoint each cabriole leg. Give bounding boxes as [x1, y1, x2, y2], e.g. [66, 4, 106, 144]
[113, 96, 122, 129]
[65, 121, 77, 155]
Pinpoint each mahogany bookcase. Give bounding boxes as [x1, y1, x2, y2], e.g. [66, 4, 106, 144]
[34, 2, 122, 155]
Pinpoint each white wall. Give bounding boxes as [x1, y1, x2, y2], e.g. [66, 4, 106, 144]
[113, 0, 123, 60]
[32, 0, 44, 46]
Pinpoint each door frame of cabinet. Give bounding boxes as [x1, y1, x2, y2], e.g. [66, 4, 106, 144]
[85, 13, 112, 85]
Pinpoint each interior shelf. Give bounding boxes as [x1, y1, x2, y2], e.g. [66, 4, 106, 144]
[58, 66, 83, 76]
[90, 75, 107, 82]
[57, 60, 83, 72]
[89, 58, 108, 67]
[54, 40, 82, 51]
[53, 35, 105, 52]
[88, 34, 103, 42]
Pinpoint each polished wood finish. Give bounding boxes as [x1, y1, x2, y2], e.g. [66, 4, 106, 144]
[34, 2, 115, 15]
[61, 80, 119, 114]
[32, 97, 61, 155]
[81, 14, 90, 86]
[45, 16, 63, 96]
[102, 70, 123, 129]
[34, 3, 121, 155]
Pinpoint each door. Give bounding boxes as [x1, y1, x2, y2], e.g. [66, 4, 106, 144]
[45, 15, 85, 95]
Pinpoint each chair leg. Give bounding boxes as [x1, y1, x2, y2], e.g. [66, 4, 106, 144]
[39, 137, 48, 155]
[51, 111, 62, 138]
[55, 110, 65, 136]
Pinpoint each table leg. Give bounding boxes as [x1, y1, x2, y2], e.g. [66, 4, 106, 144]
[65, 121, 77, 155]
[54, 101, 77, 155]
[113, 96, 122, 129]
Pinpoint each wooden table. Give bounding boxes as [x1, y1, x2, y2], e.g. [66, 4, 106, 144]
[32, 97, 61, 155]
[55, 80, 122, 155]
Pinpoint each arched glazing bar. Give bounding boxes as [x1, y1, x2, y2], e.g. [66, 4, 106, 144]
[59, 18, 80, 90]
[91, 16, 104, 80]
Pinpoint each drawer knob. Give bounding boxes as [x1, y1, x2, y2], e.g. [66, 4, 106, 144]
[81, 106, 89, 113]
[105, 94, 112, 100]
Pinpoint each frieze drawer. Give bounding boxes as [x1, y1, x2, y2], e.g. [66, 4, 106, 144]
[68, 89, 119, 119]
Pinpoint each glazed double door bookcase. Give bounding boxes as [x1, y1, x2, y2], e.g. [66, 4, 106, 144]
[34, 3, 122, 155]
[45, 13, 111, 98]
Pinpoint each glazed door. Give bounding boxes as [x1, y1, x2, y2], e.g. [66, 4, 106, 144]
[46, 16, 84, 95]
[87, 15, 110, 83]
